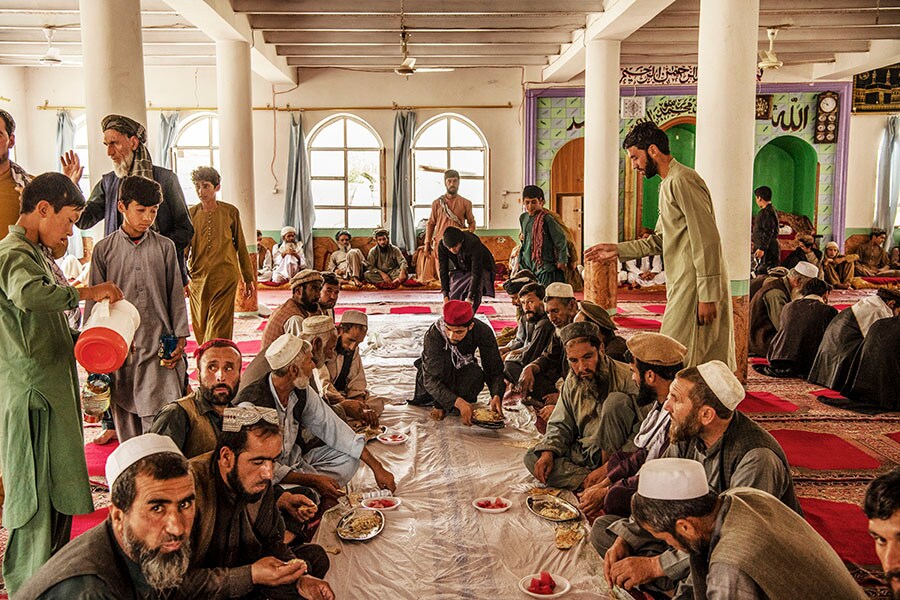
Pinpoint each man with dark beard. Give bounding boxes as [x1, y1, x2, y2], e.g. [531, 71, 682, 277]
[364, 228, 408, 287]
[317, 272, 341, 321]
[151, 339, 243, 458]
[866, 469, 900, 600]
[577, 332, 685, 520]
[501, 282, 555, 385]
[593, 361, 799, 599]
[188, 405, 334, 600]
[72, 114, 193, 282]
[630, 458, 865, 600]
[18, 434, 196, 599]
[524, 322, 641, 491]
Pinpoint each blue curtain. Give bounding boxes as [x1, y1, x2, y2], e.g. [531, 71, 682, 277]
[156, 111, 181, 169]
[390, 111, 417, 253]
[875, 115, 900, 248]
[284, 112, 315, 267]
[56, 110, 83, 258]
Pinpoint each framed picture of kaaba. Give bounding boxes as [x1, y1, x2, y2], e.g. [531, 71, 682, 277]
[853, 63, 900, 113]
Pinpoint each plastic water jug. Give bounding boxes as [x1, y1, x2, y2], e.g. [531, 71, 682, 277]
[75, 299, 141, 373]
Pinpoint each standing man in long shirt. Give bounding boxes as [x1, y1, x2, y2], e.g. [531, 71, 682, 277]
[421, 169, 477, 283]
[585, 121, 735, 369]
[68, 114, 194, 282]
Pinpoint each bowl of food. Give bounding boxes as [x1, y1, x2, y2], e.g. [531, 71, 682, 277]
[526, 495, 580, 522]
[472, 407, 505, 429]
[362, 497, 401, 511]
[472, 496, 511, 513]
[519, 571, 570, 598]
[377, 432, 408, 445]
[336, 508, 385, 541]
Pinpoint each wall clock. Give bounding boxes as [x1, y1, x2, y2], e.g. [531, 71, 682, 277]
[814, 91, 839, 143]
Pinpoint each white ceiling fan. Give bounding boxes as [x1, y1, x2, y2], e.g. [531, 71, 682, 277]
[758, 28, 783, 71]
[394, 29, 454, 75]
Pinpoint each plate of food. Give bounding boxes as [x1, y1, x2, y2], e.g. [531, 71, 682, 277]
[362, 497, 402, 511]
[518, 572, 570, 598]
[355, 424, 386, 442]
[377, 432, 408, 445]
[526, 494, 580, 522]
[336, 508, 385, 541]
[472, 496, 511, 513]
[472, 407, 505, 429]
[554, 523, 584, 550]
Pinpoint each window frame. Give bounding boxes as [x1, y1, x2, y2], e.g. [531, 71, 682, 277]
[171, 112, 220, 205]
[72, 114, 91, 197]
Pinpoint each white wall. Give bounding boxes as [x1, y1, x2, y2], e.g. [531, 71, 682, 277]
[845, 112, 888, 231]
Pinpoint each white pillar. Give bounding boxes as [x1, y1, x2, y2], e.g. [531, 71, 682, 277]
[79, 0, 147, 187]
[216, 40, 258, 312]
[583, 39, 621, 308]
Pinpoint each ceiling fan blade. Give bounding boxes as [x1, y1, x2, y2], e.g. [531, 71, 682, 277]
[401, 57, 416, 68]
[414, 67, 455, 72]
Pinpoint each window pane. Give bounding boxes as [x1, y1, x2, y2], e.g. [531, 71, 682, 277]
[460, 179, 484, 204]
[312, 179, 345, 206]
[177, 118, 211, 147]
[414, 119, 448, 148]
[347, 150, 380, 207]
[450, 118, 482, 147]
[450, 150, 485, 177]
[310, 120, 344, 148]
[212, 149, 220, 169]
[211, 119, 219, 145]
[174, 148, 215, 204]
[346, 119, 379, 149]
[414, 170, 445, 206]
[413, 206, 432, 225]
[74, 124, 88, 147]
[315, 208, 346, 228]
[474, 205, 486, 227]
[310, 150, 344, 177]
[347, 209, 382, 228]
[414, 149, 447, 176]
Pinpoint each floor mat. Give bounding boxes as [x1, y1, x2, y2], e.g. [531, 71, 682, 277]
[83, 440, 118, 478]
[769, 429, 881, 471]
[613, 316, 662, 330]
[738, 391, 799, 414]
[800, 497, 879, 566]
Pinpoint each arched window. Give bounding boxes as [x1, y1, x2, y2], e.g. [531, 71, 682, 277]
[73, 115, 91, 196]
[172, 113, 219, 205]
[412, 114, 488, 227]
[308, 114, 384, 229]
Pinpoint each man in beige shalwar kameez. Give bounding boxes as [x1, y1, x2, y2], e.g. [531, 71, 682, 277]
[586, 122, 735, 369]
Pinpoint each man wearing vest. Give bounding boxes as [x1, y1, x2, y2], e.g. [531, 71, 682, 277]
[630, 458, 866, 600]
[748, 261, 817, 357]
[150, 339, 242, 458]
[593, 360, 800, 599]
[261, 269, 324, 350]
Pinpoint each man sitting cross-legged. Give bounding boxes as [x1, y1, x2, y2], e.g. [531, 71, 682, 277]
[272, 226, 307, 285]
[524, 321, 642, 491]
[235, 334, 395, 504]
[411, 300, 505, 425]
[630, 459, 866, 600]
[187, 405, 333, 600]
[501, 281, 555, 385]
[748, 261, 817, 357]
[325, 229, 364, 286]
[593, 361, 800, 599]
[577, 332, 685, 521]
[364, 228, 408, 287]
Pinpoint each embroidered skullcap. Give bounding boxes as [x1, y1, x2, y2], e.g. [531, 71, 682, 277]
[373, 227, 389, 237]
[194, 338, 241, 362]
[626, 333, 686, 366]
[101, 114, 147, 143]
[106, 433, 183, 489]
[302, 315, 335, 336]
[558, 321, 601, 346]
[289, 269, 323, 290]
[340, 310, 368, 327]
[545, 282, 575, 299]
[281, 226, 297, 238]
[577, 300, 618, 333]
[793, 261, 818, 279]
[695, 360, 745, 410]
[443, 300, 474, 326]
[265, 334, 310, 370]
[637, 458, 709, 500]
[222, 404, 279, 433]
[824, 241, 839, 251]
[503, 270, 537, 295]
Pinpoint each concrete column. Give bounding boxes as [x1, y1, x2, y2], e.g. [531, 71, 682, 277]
[694, 0, 761, 380]
[79, 0, 147, 188]
[582, 39, 621, 311]
[216, 40, 258, 313]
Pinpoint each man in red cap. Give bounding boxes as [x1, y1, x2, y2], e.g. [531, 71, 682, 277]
[411, 300, 505, 424]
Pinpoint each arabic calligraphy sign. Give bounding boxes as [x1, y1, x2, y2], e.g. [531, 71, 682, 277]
[619, 65, 698, 86]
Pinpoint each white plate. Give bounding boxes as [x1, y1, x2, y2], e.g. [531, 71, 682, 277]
[518, 573, 571, 598]
[472, 496, 512, 513]
[361, 497, 402, 511]
[377, 432, 408, 445]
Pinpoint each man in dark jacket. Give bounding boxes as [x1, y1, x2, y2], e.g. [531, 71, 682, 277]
[748, 261, 816, 357]
[439, 226, 496, 312]
[751, 186, 780, 275]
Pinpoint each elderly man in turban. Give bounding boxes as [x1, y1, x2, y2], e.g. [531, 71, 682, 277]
[272, 226, 307, 285]
[70, 114, 193, 282]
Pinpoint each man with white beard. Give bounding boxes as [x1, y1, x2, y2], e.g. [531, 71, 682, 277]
[234, 334, 396, 504]
[325, 229, 365, 285]
[69, 114, 193, 282]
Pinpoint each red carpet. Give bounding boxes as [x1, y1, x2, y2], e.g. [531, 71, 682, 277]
[887, 431, 900, 446]
[811, 388, 848, 400]
[257, 319, 267, 331]
[185, 338, 198, 354]
[334, 306, 367, 315]
[833, 304, 852, 311]
[769, 429, 881, 470]
[613, 316, 662, 330]
[389, 306, 432, 314]
[236, 339, 261, 355]
[83, 440, 119, 478]
[642, 304, 666, 315]
[490, 320, 518, 332]
[476, 306, 497, 315]
[800, 497, 879, 566]
[738, 391, 798, 413]
[71, 508, 109, 540]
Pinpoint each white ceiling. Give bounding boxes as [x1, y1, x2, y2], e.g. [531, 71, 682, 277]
[0, 0, 897, 81]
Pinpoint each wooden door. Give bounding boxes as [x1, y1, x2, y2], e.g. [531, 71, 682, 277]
[550, 137, 585, 261]
[557, 195, 584, 263]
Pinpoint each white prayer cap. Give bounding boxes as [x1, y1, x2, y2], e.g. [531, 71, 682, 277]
[696, 360, 745, 410]
[340, 310, 368, 327]
[825, 241, 839, 251]
[793, 261, 818, 279]
[266, 334, 309, 370]
[302, 315, 335, 336]
[106, 433, 183, 490]
[637, 458, 709, 500]
[281, 226, 297, 238]
[545, 282, 575, 299]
